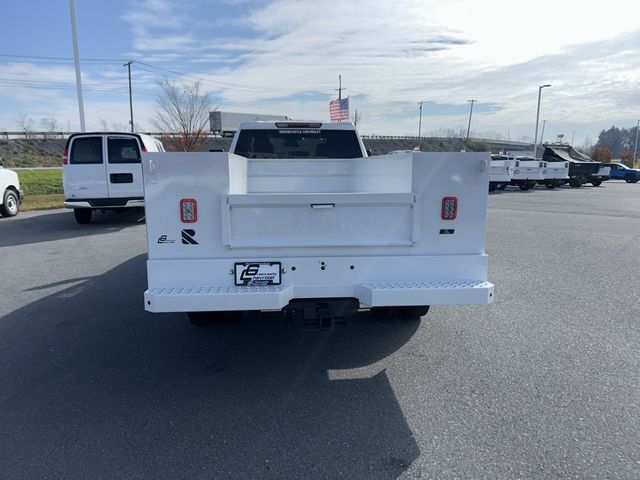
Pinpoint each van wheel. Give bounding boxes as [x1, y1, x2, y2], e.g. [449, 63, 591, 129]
[73, 208, 92, 224]
[1, 189, 19, 217]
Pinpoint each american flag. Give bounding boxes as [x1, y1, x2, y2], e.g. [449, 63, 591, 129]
[329, 97, 349, 121]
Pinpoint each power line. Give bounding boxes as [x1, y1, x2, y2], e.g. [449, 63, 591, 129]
[0, 53, 123, 63]
[0, 54, 334, 96]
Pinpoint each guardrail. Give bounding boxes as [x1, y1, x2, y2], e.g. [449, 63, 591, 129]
[0, 131, 532, 147]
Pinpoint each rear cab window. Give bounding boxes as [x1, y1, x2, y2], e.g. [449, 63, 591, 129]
[70, 136, 103, 164]
[108, 137, 141, 164]
[233, 129, 363, 159]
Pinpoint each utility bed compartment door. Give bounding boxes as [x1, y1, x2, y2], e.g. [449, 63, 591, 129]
[222, 193, 418, 248]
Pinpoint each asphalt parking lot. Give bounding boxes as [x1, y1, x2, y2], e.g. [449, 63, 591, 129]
[1, 182, 639, 479]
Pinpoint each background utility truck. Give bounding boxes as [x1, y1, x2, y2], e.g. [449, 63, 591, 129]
[489, 154, 513, 191]
[142, 121, 494, 325]
[505, 154, 547, 190]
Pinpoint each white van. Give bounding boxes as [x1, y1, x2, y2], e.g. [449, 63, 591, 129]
[0, 163, 23, 217]
[63, 132, 164, 224]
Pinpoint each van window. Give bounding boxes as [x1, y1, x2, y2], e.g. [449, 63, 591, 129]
[70, 137, 103, 164]
[108, 137, 141, 164]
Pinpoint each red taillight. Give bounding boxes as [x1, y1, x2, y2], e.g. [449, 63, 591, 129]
[180, 199, 197, 223]
[63, 148, 68, 165]
[441, 197, 458, 220]
[141, 145, 147, 152]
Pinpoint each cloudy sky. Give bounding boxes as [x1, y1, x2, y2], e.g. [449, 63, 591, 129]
[1, 0, 638, 146]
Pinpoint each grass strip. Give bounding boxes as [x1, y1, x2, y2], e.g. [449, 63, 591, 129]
[15, 169, 64, 211]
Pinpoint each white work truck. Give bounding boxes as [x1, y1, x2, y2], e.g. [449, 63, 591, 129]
[539, 160, 569, 189]
[489, 154, 513, 191]
[508, 155, 546, 190]
[142, 121, 494, 325]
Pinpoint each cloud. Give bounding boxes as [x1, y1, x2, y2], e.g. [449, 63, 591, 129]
[2, 0, 639, 145]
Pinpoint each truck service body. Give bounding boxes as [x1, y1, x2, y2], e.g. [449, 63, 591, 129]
[489, 154, 512, 191]
[142, 121, 494, 321]
[507, 155, 547, 190]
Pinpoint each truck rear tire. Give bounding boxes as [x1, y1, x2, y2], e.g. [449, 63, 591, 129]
[73, 208, 92, 224]
[399, 306, 430, 318]
[569, 178, 582, 188]
[0, 189, 19, 217]
[188, 311, 244, 325]
[371, 305, 430, 319]
[591, 179, 602, 187]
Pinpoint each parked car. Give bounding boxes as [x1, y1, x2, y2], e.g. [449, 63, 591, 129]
[0, 162, 23, 217]
[603, 163, 640, 183]
[63, 132, 165, 224]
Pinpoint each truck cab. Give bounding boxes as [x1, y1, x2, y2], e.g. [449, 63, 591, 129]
[142, 121, 494, 325]
[229, 121, 368, 158]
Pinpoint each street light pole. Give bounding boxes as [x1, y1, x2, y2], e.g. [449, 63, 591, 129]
[633, 119, 639, 167]
[124, 60, 134, 132]
[540, 119, 547, 145]
[533, 84, 551, 159]
[69, 0, 86, 132]
[466, 99, 477, 139]
[418, 101, 423, 139]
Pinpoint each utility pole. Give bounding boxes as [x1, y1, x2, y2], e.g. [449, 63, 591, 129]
[633, 119, 639, 167]
[466, 99, 477, 139]
[69, 0, 86, 132]
[418, 101, 423, 139]
[124, 60, 134, 132]
[571, 130, 575, 146]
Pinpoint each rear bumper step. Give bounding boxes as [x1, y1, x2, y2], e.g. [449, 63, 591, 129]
[65, 197, 144, 208]
[144, 280, 494, 313]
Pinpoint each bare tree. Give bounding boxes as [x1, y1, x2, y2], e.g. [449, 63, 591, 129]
[40, 117, 59, 138]
[16, 114, 34, 138]
[152, 79, 216, 152]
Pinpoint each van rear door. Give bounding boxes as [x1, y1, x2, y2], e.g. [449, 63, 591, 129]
[105, 135, 144, 198]
[65, 135, 108, 200]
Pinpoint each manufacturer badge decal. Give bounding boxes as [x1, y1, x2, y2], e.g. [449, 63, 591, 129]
[157, 235, 176, 244]
[181, 229, 198, 245]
